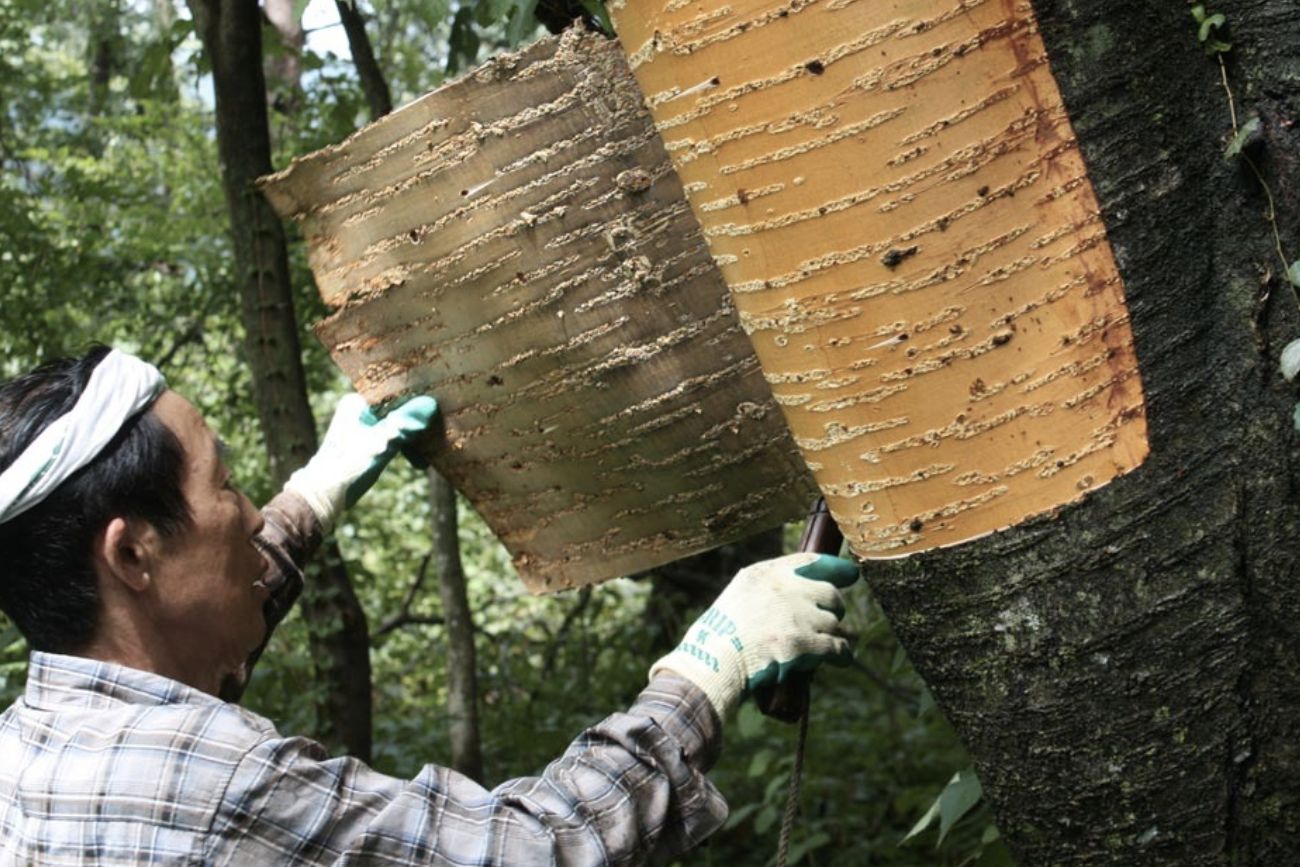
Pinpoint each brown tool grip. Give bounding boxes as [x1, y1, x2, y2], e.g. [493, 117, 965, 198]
[754, 498, 845, 724]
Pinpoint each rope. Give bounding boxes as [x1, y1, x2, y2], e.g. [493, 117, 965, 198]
[774, 706, 810, 867]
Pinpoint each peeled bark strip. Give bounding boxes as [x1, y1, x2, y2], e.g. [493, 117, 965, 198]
[261, 29, 816, 592]
[610, 0, 1149, 558]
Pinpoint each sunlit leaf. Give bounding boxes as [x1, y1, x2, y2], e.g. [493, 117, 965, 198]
[1223, 117, 1261, 160]
[937, 768, 983, 844]
[902, 794, 941, 844]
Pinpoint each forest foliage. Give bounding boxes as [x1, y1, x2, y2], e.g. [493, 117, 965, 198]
[0, 1, 1011, 863]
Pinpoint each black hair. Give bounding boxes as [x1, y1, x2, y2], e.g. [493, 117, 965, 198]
[0, 345, 191, 653]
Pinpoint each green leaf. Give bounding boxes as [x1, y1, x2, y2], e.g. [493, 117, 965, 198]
[763, 770, 791, 801]
[1279, 338, 1300, 382]
[1286, 260, 1300, 289]
[446, 6, 481, 74]
[722, 802, 760, 831]
[747, 748, 774, 779]
[1197, 12, 1225, 43]
[506, 0, 540, 46]
[903, 768, 984, 846]
[902, 794, 941, 844]
[1190, 3, 1207, 24]
[1292, 402, 1300, 434]
[737, 701, 764, 739]
[917, 685, 936, 719]
[890, 644, 908, 673]
[936, 768, 983, 844]
[1223, 116, 1261, 160]
[785, 832, 832, 865]
[754, 804, 779, 836]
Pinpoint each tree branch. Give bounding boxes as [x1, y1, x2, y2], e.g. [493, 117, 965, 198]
[372, 549, 443, 639]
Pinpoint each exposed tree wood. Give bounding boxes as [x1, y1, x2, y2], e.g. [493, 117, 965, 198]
[186, 0, 373, 760]
[260, 29, 818, 592]
[611, 0, 1149, 558]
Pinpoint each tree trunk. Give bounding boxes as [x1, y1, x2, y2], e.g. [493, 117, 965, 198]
[263, 0, 304, 114]
[335, 0, 392, 120]
[867, 1, 1299, 862]
[186, 0, 373, 761]
[87, 0, 120, 122]
[610, 0, 1300, 861]
[429, 470, 484, 782]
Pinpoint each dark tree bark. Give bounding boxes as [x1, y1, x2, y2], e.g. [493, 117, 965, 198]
[429, 470, 484, 783]
[868, 1, 1300, 863]
[334, 0, 392, 119]
[185, 0, 373, 761]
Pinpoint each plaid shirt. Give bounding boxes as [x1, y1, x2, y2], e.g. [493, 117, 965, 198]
[0, 494, 728, 865]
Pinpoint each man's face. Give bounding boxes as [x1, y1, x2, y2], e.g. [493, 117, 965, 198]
[147, 391, 269, 693]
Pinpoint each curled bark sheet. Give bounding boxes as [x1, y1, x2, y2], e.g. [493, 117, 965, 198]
[261, 30, 817, 592]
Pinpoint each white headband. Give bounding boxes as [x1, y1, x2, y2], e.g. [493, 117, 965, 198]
[0, 349, 166, 525]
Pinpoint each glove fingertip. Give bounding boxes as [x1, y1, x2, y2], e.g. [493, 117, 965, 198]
[793, 553, 860, 588]
[406, 395, 439, 418]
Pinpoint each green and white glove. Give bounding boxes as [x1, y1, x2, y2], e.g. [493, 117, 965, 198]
[285, 393, 438, 531]
[650, 552, 859, 719]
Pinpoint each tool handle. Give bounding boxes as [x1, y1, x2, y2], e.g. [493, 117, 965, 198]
[754, 498, 845, 723]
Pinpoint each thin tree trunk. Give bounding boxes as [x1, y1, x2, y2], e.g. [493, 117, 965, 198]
[429, 470, 483, 783]
[186, 0, 373, 761]
[86, 0, 120, 125]
[263, 0, 304, 114]
[335, 0, 392, 120]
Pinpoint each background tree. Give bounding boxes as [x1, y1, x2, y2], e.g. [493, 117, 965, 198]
[184, 0, 374, 760]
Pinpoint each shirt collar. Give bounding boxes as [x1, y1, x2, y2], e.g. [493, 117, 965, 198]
[24, 651, 224, 712]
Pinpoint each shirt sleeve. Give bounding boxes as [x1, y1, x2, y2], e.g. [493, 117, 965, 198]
[218, 490, 322, 703]
[202, 673, 728, 866]
[256, 489, 322, 633]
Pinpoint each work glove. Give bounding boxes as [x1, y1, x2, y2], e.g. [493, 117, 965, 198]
[650, 552, 859, 719]
[285, 393, 438, 531]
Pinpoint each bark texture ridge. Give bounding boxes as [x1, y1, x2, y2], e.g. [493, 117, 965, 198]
[261, 29, 816, 592]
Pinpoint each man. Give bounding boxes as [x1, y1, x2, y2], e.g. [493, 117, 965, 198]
[0, 346, 858, 865]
